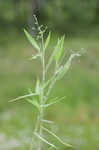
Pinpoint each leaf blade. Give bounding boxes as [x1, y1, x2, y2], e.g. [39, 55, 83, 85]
[40, 96, 65, 108]
[9, 93, 37, 102]
[46, 39, 60, 71]
[44, 32, 51, 52]
[35, 78, 40, 94]
[55, 36, 65, 62]
[41, 126, 72, 147]
[24, 29, 40, 52]
[56, 53, 81, 80]
[34, 132, 57, 149]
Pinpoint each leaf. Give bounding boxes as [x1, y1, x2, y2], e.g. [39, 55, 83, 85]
[56, 53, 81, 80]
[42, 79, 50, 89]
[44, 32, 51, 52]
[41, 76, 54, 90]
[26, 99, 40, 110]
[55, 36, 65, 63]
[24, 29, 40, 52]
[41, 119, 54, 124]
[31, 54, 40, 60]
[40, 97, 65, 108]
[41, 126, 72, 147]
[35, 78, 40, 94]
[34, 132, 57, 149]
[46, 38, 60, 71]
[42, 72, 58, 90]
[9, 93, 37, 102]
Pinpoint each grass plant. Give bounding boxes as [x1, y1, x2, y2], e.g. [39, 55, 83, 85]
[10, 16, 81, 150]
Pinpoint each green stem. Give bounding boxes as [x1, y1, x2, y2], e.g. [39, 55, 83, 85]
[38, 33, 45, 150]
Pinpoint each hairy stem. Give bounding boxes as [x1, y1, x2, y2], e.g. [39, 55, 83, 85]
[37, 33, 45, 150]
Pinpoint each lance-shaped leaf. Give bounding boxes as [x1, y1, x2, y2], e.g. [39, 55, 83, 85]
[41, 119, 54, 124]
[41, 126, 72, 147]
[26, 99, 40, 110]
[56, 53, 81, 80]
[24, 29, 40, 52]
[55, 36, 65, 63]
[46, 39, 60, 71]
[42, 79, 51, 89]
[40, 96, 65, 108]
[41, 75, 55, 90]
[31, 54, 40, 60]
[9, 93, 37, 102]
[35, 78, 40, 94]
[44, 32, 51, 52]
[34, 132, 57, 149]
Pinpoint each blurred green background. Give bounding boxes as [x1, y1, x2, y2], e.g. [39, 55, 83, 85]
[0, 0, 99, 150]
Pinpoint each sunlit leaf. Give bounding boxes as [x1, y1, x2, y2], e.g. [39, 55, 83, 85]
[55, 35, 65, 62]
[31, 54, 40, 60]
[44, 32, 51, 52]
[46, 39, 60, 71]
[42, 126, 72, 147]
[34, 132, 57, 149]
[40, 97, 65, 108]
[41, 119, 54, 124]
[35, 78, 40, 94]
[42, 77, 53, 89]
[56, 53, 81, 80]
[24, 29, 40, 52]
[9, 93, 37, 102]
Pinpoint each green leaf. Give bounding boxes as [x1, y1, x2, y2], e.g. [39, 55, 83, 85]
[9, 93, 37, 102]
[55, 36, 65, 63]
[26, 99, 40, 110]
[24, 29, 40, 52]
[34, 132, 57, 149]
[41, 119, 54, 124]
[44, 32, 51, 52]
[35, 78, 40, 94]
[40, 96, 65, 108]
[46, 39, 60, 71]
[31, 54, 40, 60]
[42, 77, 53, 89]
[56, 53, 81, 80]
[42, 126, 72, 147]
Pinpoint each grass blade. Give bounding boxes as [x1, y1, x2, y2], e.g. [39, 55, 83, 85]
[35, 78, 40, 94]
[41, 126, 72, 147]
[31, 54, 40, 60]
[41, 119, 54, 124]
[24, 29, 40, 52]
[42, 74, 55, 90]
[56, 53, 81, 80]
[55, 36, 65, 63]
[34, 132, 57, 149]
[40, 96, 65, 108]
[46, 39, 60, 71]
[44, 32, 51, 52]
[9, 93, 37, 102]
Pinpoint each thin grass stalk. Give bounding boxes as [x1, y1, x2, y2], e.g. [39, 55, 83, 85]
[37, 28, 46, 150]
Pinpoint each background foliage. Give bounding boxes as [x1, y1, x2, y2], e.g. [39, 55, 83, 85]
[0, 0, 99, 33]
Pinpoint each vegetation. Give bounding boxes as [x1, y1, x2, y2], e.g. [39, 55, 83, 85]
[0, 0, 99, 150]
[0, 0, 99, 33]
[0, 26, 99, 150]
[9, 16, 82, 149]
